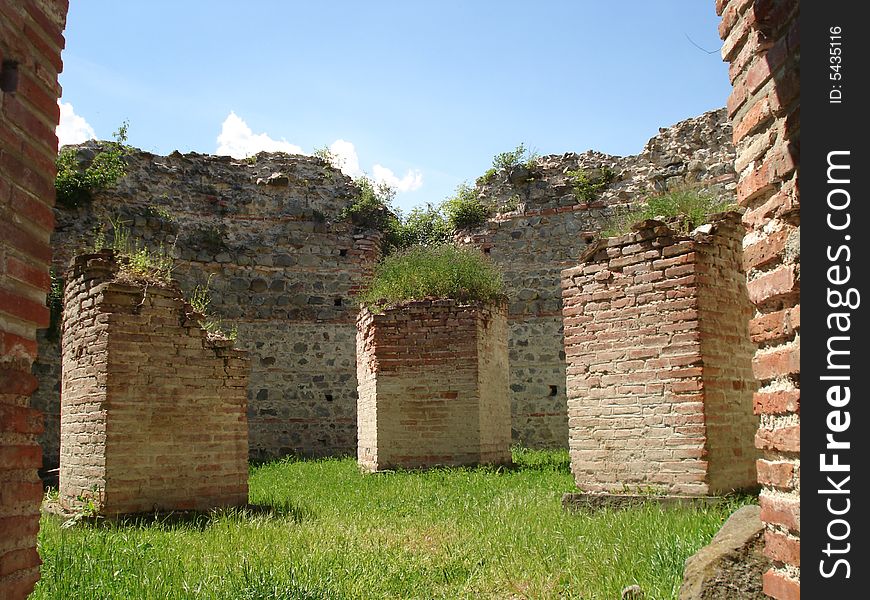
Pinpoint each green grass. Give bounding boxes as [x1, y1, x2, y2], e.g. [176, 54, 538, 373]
[34, 449, 750, 599]
[602, 187, 735, 237]
[358, 244, 505, 311]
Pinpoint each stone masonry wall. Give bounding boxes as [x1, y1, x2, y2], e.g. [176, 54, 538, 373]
[561, 213, 757, 495]
[717, 1, 800, 597]
[0, 1, 67, 598]
[458, 109, 737, 449]
[60, 251, 249, 516]
[36, 148, 380, 465]
[356, 300, 511, 471]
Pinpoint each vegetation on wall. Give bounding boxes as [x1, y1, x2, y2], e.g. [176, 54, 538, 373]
[92, 216, 174, 284]
[566, 166, 616, 202]
[602, 186, 736, 237]
[337, 177, 397, 231]
[359, 244, 505, 310]
[188, 274, 237, 341]
[477, 143, 539, 186]
[45, 269, 64, 342]
[440, 183, 490, 230]
[55, 122, 130, 208]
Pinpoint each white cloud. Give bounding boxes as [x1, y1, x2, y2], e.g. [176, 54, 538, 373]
[216, 111, 304, 158]
[327, 139, 363, 177]
[56, 101, 96, 146]
[214, 113, 423, 193]
[371, 164, 424, 193]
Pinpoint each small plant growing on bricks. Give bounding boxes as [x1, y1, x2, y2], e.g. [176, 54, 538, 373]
[356, 244, 512, 471]
[602, 186, 734, 237]
[359, 244, 505, 311]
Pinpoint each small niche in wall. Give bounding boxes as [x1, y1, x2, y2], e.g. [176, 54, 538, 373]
[548, 385, 558, 396]
[334, 298, 342, 307]
[483, 247, 491, 255]
[339, 249, 348, 257]
[325, 394, 334, 402]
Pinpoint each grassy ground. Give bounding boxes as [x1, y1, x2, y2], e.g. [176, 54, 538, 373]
[33, 449, 750, 599]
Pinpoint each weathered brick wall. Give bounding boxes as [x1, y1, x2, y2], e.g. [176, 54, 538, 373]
[561, 213, 757, 495]
[59, 251, 249, 516]
[0, 1, 67, 597]
[717, 1, 800, 597]
[356, 300, 511, 471]
[35, 149, 380, 464]
[459, 109, 737, 449]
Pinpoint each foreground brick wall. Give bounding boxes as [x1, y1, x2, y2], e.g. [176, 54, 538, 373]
[356, 300, 511, 471]
[561, 213, 757, 495]
[59, 251, 249, 516]
[0, 1, 67, 597]
[717, 0, 800, 597]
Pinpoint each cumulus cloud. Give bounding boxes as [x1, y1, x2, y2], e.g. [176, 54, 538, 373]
[371, 164, 424, 193]
[325, 140, 422, 192]
[327, 139, 363, 178]
[215, 113, 423, 193]
[56, 101, 96, 146]
[216, 111, 304, 158]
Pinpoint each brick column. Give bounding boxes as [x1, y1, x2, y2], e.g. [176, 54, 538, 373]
[356, 300, 512, 471]
[60, 251, 250, 516]
[0, 1, 68, 597]
[561, 214, 757, 496]
[717, 1, 800, 597]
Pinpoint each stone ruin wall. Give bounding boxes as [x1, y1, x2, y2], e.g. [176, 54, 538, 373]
[457, 108, 738, 449]
[34, 148, 381, 470]
[356, 300, 511, 471]
[717, 1, 800, 597]
[31, 109, 742, 470]
[60, 251, 249, 516]
[561, 214, 757, 495]
[0, 1, 67, 598]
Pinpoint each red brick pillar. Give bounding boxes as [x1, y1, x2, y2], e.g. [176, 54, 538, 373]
[0, 1, 68, 598]
[717, 1, 800, 597]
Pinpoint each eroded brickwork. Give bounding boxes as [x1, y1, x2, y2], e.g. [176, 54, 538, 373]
[38, 149, 380, 464]
[459, 109, 737, 449]
[0, 1, 67, 597]
[356, 300, 511, 471]
[717, 0, 800, 597]
[59, 251, 249, 516]
[561, 214, 757, 495]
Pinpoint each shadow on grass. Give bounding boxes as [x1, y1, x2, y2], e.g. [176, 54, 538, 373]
[45, 501, 316, 531]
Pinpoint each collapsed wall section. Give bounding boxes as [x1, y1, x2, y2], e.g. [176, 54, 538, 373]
[561, 213, 756, 495]
[35, 150, 380, 466]
[356, 300, 511, 471]
[59, 251, 250, 516]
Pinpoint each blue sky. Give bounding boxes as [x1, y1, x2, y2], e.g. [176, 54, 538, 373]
[57, 1, 731, 214]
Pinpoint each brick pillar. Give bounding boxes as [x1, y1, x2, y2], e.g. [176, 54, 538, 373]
[0, 1, 68, 597]
[561, 214, 757, 496]
[59, 251, 250, 516]
[356, 300, 512, 472]
[717, 1, 800, 597]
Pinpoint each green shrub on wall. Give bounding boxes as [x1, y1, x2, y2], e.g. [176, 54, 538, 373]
[441, 183, 490, 230]
[359, 244, 505, 310]
[602, 186, 736, 237]
[55, 122, 129, 208]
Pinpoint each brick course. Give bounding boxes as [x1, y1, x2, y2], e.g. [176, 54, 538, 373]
[59, 251, 249, 516]
[356, 300, 512, 471]
[561, 214, 757, 495]
[0, 1, 68, 597]
[717, 0, 800, 595]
